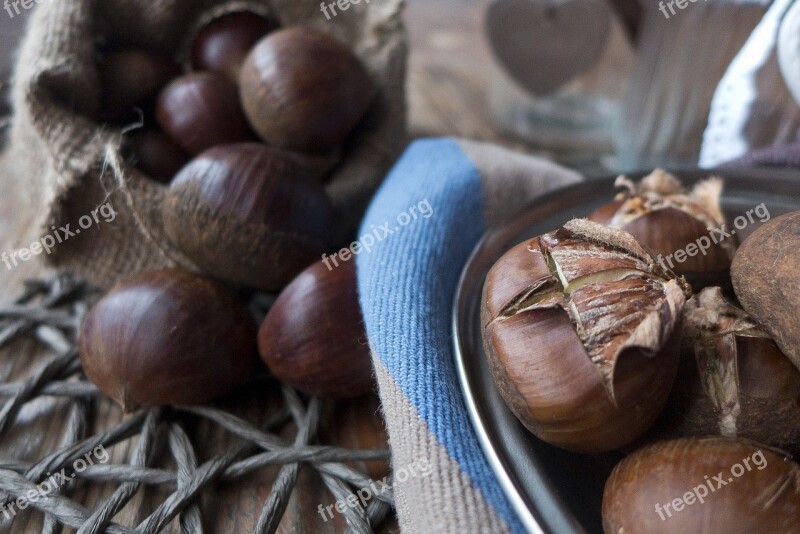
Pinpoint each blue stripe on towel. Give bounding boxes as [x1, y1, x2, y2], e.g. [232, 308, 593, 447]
[357, 138, 523, 532]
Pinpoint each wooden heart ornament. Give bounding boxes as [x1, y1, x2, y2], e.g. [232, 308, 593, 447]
[486, 0, 612, 96]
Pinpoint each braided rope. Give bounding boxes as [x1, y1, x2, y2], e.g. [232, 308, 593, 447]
[0, 273, 395, 533]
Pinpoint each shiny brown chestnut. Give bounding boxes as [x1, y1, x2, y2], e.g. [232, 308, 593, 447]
[100, 48, 178, 123]
[78, 268, 259, 411]
[659, 287, 800, 454]
[240, 26, 375, 152]
[124, 130, 190, 184]
[191, 11, 273, 82]
[258, 261, 374, 399]
[482, 219, 690, 453]
[603, 438, 800, 533]
[589, 169, 734, 289]
[162, 143, 335, 290]
[732, 211, 800, 371]
[156, 72, 253, 155]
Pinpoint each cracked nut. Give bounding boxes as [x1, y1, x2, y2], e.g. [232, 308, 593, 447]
[590, 169, 734, 289]
[603, 438, 800, 533]
[731, 211, 800, 371]
[482, 219, 690, 453]
[659, 288, 800, 454]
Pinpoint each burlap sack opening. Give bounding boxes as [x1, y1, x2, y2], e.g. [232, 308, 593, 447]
[7, 0, 408, 288]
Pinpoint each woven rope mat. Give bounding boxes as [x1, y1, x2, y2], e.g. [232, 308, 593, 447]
[0, 273, 395, 533]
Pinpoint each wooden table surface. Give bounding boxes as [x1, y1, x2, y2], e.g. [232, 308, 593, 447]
[0, 1, 522, 532]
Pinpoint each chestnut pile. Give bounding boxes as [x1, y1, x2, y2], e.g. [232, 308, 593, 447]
[78, 10, 377, 410]
[481, 170, 800, 532]
[102, 10, 375, 290]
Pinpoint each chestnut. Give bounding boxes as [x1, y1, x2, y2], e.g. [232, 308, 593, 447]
[589, 169, 734, 289]
[258, 261, 374, 399]
[78, 268, 259, 411]
[100, 48, 178, 123]
[124, 130, 190, 184]
[731, 211, 800, 371]
[658, 287, 800, 454]
[191, 11, 274, 82]
[482, 219, 690, 452]
[603, 438, 800, 533]
[239, 26, 375, 152]
[156, 72, 253, 155]
[162, 143, 335, 290]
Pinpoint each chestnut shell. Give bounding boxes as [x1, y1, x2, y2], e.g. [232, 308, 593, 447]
[603, 438, 800, 533]
[481, 222, 687, 453]
[258, 261, 374, 399]
[656, 288, 800, 455]
[191, 11, 274, 81]
[162, 143, 335, 290]
[731, 211, 800, 370]
[124, 130, 190, 184]
[100, 49, 178, 123]
[156, 72, 253, 155]
[78, 269, 259, 411]
[239, 26, 375, 152]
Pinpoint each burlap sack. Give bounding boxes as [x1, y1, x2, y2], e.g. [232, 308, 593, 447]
[8, 0, 407, 288]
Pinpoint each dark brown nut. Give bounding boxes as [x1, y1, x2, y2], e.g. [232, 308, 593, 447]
[124, 130, 190, 184]
[100, 48, 179, 123]
[162, 143, 335, 290]
[191, 11, 274, 82]
[78, 268, 259, 411]
[258, 261, 374, 399]
[156, 72, 254, 155]
[603, 438, 800, 533]
[589, 169, 734, 289]
[659, 287, 800, 454]
[731, 211, 800, 371]
[239, 26, 375, 152]
[482, 219, 690, 453]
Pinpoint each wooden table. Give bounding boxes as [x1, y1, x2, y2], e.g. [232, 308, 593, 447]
[0, 1, 520, 532]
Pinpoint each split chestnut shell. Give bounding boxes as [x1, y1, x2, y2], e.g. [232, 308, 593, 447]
[481, 219, 690, 452]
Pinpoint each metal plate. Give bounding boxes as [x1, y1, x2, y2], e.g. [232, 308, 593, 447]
[453, 169, 800, 534]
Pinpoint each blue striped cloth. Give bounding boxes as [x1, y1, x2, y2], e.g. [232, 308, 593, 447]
[356, 138, 581, 533]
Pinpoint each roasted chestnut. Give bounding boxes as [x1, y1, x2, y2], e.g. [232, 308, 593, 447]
[731, 211, 800, 371]
[603, 438, 800, 533]
[100, 48, 178, 123]
[482, 219, 690, 452]
[156, 72, 253, 155]
[589, 170, 734, 289]
[239, 26, 375, 152]
[191, 11, 274, 82]
[162, 143, 335, 290]
[78, 268, 259, 411]
[124, 130, 190, 184]
[657, 287, 800, 454]
[258, 260, 374, 399]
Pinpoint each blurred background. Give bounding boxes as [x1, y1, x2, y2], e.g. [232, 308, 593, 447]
[3, 0, 800, 174]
